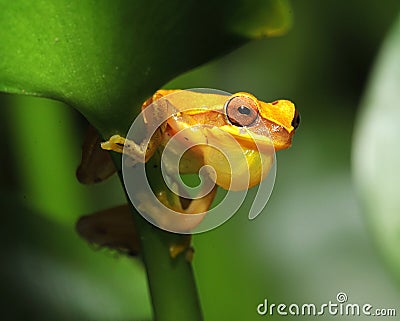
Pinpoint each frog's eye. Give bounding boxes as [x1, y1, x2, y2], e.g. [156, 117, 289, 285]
[291, 110, 300, 129]
[225, 95, 259, 127]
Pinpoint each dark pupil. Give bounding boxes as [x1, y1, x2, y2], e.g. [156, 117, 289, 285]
[238, 105, 250, 115]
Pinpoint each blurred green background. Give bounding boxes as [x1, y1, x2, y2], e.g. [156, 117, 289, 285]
[1, 0, 400, 320]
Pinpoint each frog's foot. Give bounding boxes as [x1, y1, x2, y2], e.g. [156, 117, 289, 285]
[101, 135, 126, 154]
[101, 135, 147, 164]
[169, 236, 193, 261]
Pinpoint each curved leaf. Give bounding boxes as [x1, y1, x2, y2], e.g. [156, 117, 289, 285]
[0, 0, 291, 136]
[0, 2, 292, 319]
[352, 12, 400, 283]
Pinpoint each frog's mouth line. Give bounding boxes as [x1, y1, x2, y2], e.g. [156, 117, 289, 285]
[220, 126, 270, 148]
[170, 121, 274, 151]
[219, 124, 292, 152]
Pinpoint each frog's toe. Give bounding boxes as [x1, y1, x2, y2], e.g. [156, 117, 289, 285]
[169, 236, 193, 261]
[101, 135, 126, 153]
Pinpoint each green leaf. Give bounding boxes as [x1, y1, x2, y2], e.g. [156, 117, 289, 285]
[352, 12, 400, 284]
[0, 0, 291, 136]
[0, 2, 292, 319]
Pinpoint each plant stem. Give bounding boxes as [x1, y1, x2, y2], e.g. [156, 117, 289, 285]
[132, 209, 203, 321]
[115, 154, 204, 321]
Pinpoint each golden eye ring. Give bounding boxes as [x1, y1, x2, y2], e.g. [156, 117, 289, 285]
[225, 95, 259, 127]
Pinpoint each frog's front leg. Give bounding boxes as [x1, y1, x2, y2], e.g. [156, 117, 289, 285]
[101, 134, 147, 164]
[101, 90, 173, 162]
[101, 124, 165, 164]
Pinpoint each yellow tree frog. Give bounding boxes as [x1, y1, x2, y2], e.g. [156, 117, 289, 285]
[77, 89, 299, 257]
[102, 89, 298, 190]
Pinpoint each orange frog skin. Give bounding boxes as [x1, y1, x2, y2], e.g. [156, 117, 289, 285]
[102, 89, 299, 191]
[77, 89, 299, 257]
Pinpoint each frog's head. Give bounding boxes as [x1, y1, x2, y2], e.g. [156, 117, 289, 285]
[221, 92, 299, 151]
[163, 90, 299, 190]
